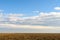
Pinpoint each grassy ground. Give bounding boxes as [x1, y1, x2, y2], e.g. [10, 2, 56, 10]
[0, 33, 60, 40]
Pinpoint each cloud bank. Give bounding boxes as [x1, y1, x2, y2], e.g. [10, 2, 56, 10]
[0, 12, 60, 33]
[0, 12, 60, 27]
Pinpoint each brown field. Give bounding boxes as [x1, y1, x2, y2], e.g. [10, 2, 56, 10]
[0, 33, 60, 40]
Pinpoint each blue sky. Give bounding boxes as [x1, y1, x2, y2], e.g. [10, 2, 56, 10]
[0, 0, 60, 33]
[0, 0, 60, 15]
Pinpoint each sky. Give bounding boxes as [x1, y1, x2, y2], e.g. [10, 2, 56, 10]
[0, 0, 60, 33]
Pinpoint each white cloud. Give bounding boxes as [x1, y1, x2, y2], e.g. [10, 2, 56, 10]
[0, 10, 4, 12]
[54, 7, 60, 10]
[0, 12, 60, 30]
[0, 12, 60, 33]
[32, 11, 39, 13]
[9, 13, 24, 17]
[0, 23, 60, 29]
[18, 12, 60, 27]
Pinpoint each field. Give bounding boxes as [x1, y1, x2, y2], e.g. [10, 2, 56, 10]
[0, 33, 60, 40]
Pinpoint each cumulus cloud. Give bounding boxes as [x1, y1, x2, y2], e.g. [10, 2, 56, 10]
[54, 7, 60, 10]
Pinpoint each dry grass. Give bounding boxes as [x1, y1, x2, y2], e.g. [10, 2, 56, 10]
[0, 33, 60, 40]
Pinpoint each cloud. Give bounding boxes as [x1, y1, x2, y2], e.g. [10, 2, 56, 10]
[0, 23, 60, 30]
[54, 7, 60, 10]
[0, 12, 60, 33]
[0, 12, 60, 29]
[0, 10, 4, 12]
[32, 11, 39, 13]
[9, 13, 24, 17]
[0, 23, 60, 33]
[17, 12, 60, 27]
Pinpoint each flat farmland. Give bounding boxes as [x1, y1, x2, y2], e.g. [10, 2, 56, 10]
[0, 33, 60, 40]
